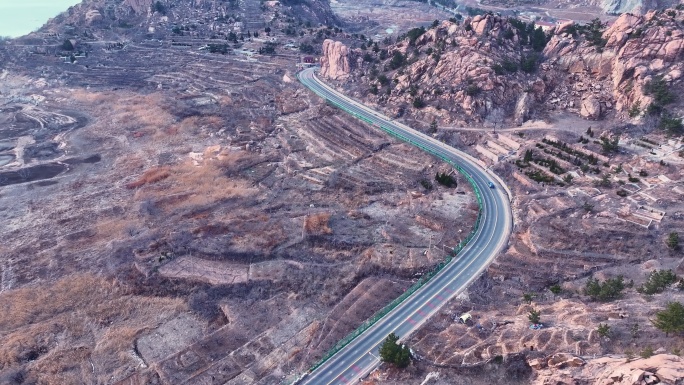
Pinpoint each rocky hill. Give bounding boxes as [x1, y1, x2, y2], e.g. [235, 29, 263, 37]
[472, 0, 678, 16]
[321, 9, 684, 133]
[32, 0, 337, 40]
[594, 0, 680, 14]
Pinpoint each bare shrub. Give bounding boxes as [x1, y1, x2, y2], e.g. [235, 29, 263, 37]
[305, 213, 333, 235]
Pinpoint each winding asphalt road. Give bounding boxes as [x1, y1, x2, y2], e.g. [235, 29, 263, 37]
[296, 67, 513, 385]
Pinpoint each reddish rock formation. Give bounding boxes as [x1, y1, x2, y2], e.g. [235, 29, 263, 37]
[320, 39, 354, 80]
[532, 354, 684, 385]
[336, 8, 684, 125]
[544, 10, 684, 116]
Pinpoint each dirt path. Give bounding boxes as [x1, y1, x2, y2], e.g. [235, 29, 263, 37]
[439, 114, 603, 135]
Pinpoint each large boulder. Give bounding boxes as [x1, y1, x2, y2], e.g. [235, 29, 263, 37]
[581, 95, 602, 120]
[470, 15, 492, 36]
[320, 39, 354, 80]
[513, 92, 532, 126]
[547, 353, 586, 369]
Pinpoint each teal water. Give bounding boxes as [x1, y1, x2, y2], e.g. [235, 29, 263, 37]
[0, 0, 82, 38]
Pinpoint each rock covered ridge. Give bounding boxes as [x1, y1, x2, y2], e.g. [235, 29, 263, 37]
[320, 9, 684, 127]
[545, 10, 684, 117]
[530, 353, 684, 385]
[36, 0, 337, 36]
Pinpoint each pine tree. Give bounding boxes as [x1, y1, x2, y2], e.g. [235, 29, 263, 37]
[528, 309, 541, 324]
[379, 333, 412, 368]
[652, 302, 684, 336]
[379, 333, 400, 363]
[667, 232, 680, 250]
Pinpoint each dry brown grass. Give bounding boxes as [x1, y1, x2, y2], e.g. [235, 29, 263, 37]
[92, 218, 140, 247]
[161, 115, 225, 138]
[304, 213, 333, 235]
[132, 155, 256, 212]
[70, 90, 174, 133]
[415, 215, 444, 231]
[228, 219, 288, 251]
[0, 274, 186, 383]
[126, 167, 171, 189]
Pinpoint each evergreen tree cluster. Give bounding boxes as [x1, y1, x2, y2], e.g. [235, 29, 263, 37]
[508, 19, 549, 52]
[379, 333, 411, 368]
[435, 172, 457, 188]
[583, 276, 625, 301]
[637, 269, 678, 295]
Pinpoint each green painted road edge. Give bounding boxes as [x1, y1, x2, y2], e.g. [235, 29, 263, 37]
[295, 72, 484, 378]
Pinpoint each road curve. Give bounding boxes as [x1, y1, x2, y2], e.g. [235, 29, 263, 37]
[296, 67, 513, 385]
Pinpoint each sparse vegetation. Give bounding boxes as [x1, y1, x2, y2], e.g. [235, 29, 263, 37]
[640, 346, 654, 358]
[207, 43, 230, 54]
[549, 284, 562, 295]
[596, 174, 612, 188]
[491, 63, 505, 75]
[523, 293, 535, 304]
[429, 119, 438, 133]
[9, 3, 684, 384]
[599, 136, 620, 153]
[597, 323, 611, 338]
[404, 27, 426, 46]
[524, 169, 556, 184]
[389, 50, 405, 69]
[258, 42, 277, 55]
[582, 18, 607, 51]
[642, 76, 683, 135]
[465, 84, 482, 97]
[628, 101, 641, 118]
[659, 114, 683, 135]
[563, 174, 573, 184]
[644, 75, 675, 107]
[520, 53, 539, 73]
[667, 232, 680, 250]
